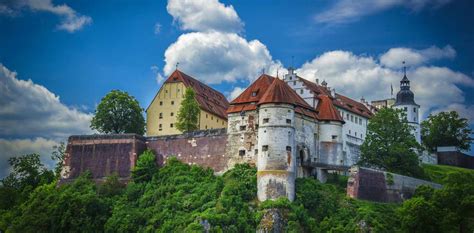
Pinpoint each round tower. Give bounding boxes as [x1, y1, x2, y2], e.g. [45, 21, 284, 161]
[393, 67, 421, 143]
[257, 103, 296, 201]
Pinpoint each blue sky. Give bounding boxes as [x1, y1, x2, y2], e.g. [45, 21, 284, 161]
[0, 0, 473, 175]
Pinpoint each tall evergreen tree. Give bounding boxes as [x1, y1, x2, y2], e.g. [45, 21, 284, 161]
[359, 107, 423, 177]
[176, 87, 200, 133]
[421, 111, 472, 153]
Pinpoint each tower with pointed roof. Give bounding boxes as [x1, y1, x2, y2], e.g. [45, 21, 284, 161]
[393, 66, 421, 143]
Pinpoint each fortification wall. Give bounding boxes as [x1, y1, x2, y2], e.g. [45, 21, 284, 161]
[437, 151, 474, 169]
[61, 134, 147, 183]
[347, 166, 442, 203]
[147, 128, 229, 173]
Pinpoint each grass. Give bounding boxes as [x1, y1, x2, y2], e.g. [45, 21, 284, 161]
[422, 164, 474, 184]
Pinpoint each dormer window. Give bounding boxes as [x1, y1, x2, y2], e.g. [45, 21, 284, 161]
[252, 90, 258, 97]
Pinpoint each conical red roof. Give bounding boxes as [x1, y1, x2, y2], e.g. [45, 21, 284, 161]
[316, 95, 344, 122]
[258, 78, 311, 109]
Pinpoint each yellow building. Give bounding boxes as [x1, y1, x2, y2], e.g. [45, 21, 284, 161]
[146, 69, 229, 136]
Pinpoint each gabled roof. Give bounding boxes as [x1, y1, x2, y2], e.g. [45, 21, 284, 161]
[296, 76, 372, 119]
[334, 94, 373, 118]
[163, 69, 229, 119]
[228, 75, 318, 119]
[316, 95, 344, 122]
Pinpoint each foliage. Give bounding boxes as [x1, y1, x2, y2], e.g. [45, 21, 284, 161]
[131, 150, 158, 183]
[98, 174, 126, 197]
[2, 172, 113, 233]
[399, 171, 474, 233]
[421, 111, 472, 153]
[359, 107, 424, 177]
[175, 87, 200, 133]
[422, 164, 474, 185]
[90, 90, 145, 135]
[51, 142, 66, 178]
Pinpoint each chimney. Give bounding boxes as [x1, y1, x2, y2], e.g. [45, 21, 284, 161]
[331, 88, 336, 97]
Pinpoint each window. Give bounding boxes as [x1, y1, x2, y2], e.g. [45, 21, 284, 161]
[254, 149, 258, 154]
[359, 118, 362, 125]
[205, 125, 208, 129]
[346, 113, 349, 119]
[170, 123, 174, 128]
[289, 77, 292, 80]
[404, 107, 407, 111]
[170, 112, 174, 116]
[293, 81, 296, 85]
[332, 135, 337, 140]
[286, 146, 291, 152]
[300, 89, 304, 94]
[159, 101, 163, 106]
[414, 117, 417, 121]
[351, 115, 354, 122]
[211, 116, 214, 120]
[159, 124, 162, 131]
[286, 119, 292, 124]
[349, 130, 351, 134]
[171, 101, 174, 105]
[262, 145, 268, 151]
[159, 113, 163, 119]
[217, 119, 219, 123]
[240, 125, 246, 131]
[206, 114, 208, 118]
[252, 91, 258, 97]
[165, 90, 168, 93]
[413, 107, 416, 112]
[177, 89, 180, 92]
[263, 118, 269, 123]
[239, 150, 246, 156]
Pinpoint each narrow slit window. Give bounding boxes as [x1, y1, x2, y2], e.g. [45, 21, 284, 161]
[263, 118, 269, 123]
[262, 145, 268, 151]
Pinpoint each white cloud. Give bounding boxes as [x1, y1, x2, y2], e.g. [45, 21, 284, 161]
[154, 22, 162, 34]
[0, 0, 92, 32]
[229, 86, 245, 101]
[167, 0, 243, 33]
[163, 31, 282, 84]
[315, 0, 452, 24]
[380, 45, 456, 68]
[0, 137, 58, 178]
[434, 103, 474, 123]
[0, 63, 94, 139]
[296, 47, 474, 119]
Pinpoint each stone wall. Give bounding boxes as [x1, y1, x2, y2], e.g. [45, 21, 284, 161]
[437, 151, 474, 169]
[61, 134, 147, 183]
[147, 128, 229, 173]
[347, 166, 442, 203]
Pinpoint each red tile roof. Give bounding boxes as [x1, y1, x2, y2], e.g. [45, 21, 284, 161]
[228, 75, 318, 119]
[316, 95, 344, 122]
[164, 69, 229, 120]
[297, 76, 372, 119]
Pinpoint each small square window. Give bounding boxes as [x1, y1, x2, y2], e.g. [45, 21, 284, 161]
[240, 125, 246, 131]
[239, 150, 246, 156]
[263, 118, 269, 123]
[286, 119, 291, 124]
[413, 108, 416, 112]
[159, 101, 163, 106]
[217, 119, 219, 123]
[170, 123, 174, 128]
[177, 89, 180, 92]
[159, 113, 163, 119]
[211, 116, 214, 120]
[286, 146, 291, 152]
[252, 91, 258, 97]
[171, 101, 174, 105]
[159, 124, 162, 128]
[165, 90, 168, 93]
[262, 145, 268, 151]
[170, 112, 174, 116]
[300, 89, 304, 94]
[206, 114, 208, 118]
[332, 135, 337, 140]
[404, 107, 407, 111]
[254, 149, 258, 154]
[205, 125, 208, 129]
[293, 81, 296, 85]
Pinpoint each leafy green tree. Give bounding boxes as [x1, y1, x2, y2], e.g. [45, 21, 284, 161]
[359, 107, 423, 177]
[91, 90, 145, 135]
[131, 150, 158, 183]
[421, 111, 472, 153]
[398, 197, 441, 233]
[1, 154, 54, 191]
[176, 88, 200, 133]
[51, 142, 66, 178]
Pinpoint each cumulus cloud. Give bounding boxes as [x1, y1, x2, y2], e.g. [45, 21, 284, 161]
[167, 0, 243, 33]
[315, 0, 452, 24]
[0, 63, 93, 138]
[380, 45, 456, 68]
[0, 137, 58, 178]
[296, 47, 474, 119]
[163, 31, 282, 84]
[0, 0, 92, 32]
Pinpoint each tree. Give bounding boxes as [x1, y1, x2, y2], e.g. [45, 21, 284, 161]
[51, 141, 66, 178]
[131, 150, 158, 183]
[359, 107, 423, 177]
[1, 154, 54, 190]
[90, 90, 145, 135]
[421, 111, 472, 153]
[175, 87, 200, 133]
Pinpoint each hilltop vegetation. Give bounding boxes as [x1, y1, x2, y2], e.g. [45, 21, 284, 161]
[0, 152, 473, 232]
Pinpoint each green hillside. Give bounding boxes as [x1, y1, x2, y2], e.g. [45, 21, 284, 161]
[422, 164, 474, 184]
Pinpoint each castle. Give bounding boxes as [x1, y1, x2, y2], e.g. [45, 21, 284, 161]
[61, 67, 422, 203]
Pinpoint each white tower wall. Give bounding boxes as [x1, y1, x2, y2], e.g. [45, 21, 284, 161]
[257, 104, 296, 201]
